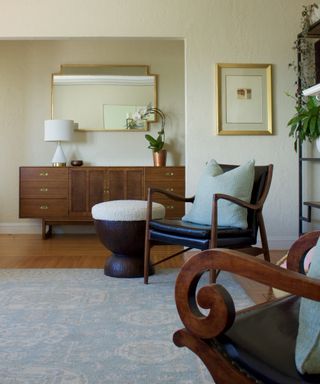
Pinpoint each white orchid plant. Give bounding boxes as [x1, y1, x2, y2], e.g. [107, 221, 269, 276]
[126, 106, 166, 152]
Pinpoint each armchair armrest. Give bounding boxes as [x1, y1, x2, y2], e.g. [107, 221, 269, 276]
[145, 187, 194, 221]
[213, 193, 259, 210]
[287, 230, 320, 272]
[147, 187, 194, 203]
[210, 163, 274, 214]
[210, 192, 259, 248]
[175, 246, 320, 340]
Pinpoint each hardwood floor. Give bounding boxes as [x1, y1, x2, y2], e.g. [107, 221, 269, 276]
[0, 234, 286, 304]
[0, 234, 185, 269]
[0, 234, 108, 268]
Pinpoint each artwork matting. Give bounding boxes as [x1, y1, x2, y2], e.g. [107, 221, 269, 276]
[216, 63, 273, 135]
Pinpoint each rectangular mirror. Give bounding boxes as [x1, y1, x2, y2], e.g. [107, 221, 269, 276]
[51, 65, 158, 131]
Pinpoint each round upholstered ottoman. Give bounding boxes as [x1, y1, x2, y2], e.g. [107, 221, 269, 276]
[92, 200, 165, 278]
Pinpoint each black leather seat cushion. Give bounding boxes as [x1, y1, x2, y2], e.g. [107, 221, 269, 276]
[150, 219, 212, 239]
[216, 296, 320, 384]
[149, 219, 255, 250]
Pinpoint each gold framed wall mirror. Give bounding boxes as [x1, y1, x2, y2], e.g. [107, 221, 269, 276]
[51, 64, 158, 131]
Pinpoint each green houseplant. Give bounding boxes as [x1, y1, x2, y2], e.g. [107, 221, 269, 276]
[288, 95, 320, 151]
[287, 3, 320, 151]
[132, 106, 167, 166]
[142, 107, 166, 152]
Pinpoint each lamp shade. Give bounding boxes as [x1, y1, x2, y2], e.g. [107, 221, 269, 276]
[44, 119, 74, 142]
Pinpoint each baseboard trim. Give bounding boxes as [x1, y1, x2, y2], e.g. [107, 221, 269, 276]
[0, 222, 41, 234]
[0, 222, 297, 249]
[0, 222, 95, 235]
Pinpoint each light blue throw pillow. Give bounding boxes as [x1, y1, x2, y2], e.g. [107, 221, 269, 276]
[295, 237, 320, 374]
[182, 159, 255, 229]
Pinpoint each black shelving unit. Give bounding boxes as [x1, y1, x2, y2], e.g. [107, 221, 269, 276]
[298, 20, 320, 235]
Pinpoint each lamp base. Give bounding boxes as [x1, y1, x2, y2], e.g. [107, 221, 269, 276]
[51, 142, 67, 167]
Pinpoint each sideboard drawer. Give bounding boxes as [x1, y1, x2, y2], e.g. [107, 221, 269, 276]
[145, 167, 184, 181]
[145, 180, 185, 196]
[156, 199, 185, 218]
[20, 181, 68, 198]
[20, 167, 68, 181]
[20, 199, 68, 218]
[145, 166, 185, 218]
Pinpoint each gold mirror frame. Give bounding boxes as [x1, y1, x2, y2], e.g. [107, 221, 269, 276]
[51, 64, 158, 131]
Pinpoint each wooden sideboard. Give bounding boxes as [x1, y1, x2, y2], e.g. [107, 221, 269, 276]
[19, 166, 185, 238]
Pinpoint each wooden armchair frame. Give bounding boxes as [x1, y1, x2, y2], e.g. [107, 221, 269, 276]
[173, 231, 320, 383]
[144, 164, 273, 284]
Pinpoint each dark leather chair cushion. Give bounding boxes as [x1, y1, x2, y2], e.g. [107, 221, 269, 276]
[149, 219, 255, 249]
[216, 296, 320, 384]
[149, 229, 211, 250]
[150, 219, 211, 239]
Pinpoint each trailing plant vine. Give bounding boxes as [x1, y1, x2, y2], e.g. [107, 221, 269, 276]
[289, 3, 318, 98]
[287, 3, 320, 150]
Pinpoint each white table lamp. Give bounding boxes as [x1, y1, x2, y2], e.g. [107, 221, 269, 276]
[44, 119, 74, 166]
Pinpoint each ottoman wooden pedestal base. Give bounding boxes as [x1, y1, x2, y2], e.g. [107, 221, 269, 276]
[92, 200, 165, 278]
[94, 220, 153, 278]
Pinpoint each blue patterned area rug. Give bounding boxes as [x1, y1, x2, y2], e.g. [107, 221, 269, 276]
[0, 268, 253, 384]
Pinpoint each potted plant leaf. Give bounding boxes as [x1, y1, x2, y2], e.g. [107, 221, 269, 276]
[287, 95, 320, 151]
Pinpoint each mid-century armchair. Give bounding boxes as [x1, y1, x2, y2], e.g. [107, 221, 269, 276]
[173, 231, 320, 383]
[144, 163, 273, 284]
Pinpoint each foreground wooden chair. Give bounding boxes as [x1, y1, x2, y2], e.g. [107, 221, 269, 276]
[173, 231, 320, 383]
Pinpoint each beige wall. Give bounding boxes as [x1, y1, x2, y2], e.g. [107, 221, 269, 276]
[0, 0, 313, 247]
[0, 39, 185, 231]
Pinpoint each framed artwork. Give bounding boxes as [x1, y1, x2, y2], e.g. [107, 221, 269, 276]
[216, 63, 273, 135]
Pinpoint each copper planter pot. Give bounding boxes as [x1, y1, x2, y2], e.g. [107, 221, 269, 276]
[153, 149, 167, 167]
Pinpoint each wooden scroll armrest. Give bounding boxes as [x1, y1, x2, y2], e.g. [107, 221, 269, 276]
[175, 247, 320, 340]
[286, 230, 320, 272]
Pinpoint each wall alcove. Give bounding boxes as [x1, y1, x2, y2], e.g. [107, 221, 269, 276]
[1, 38, 185, 167]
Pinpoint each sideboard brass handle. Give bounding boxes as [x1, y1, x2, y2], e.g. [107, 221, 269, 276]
[39, 172, 49, 177]
[166, 205, 174, 210]
[40, 188, 48, 192]
[165, 172, 174, 176]
[166, 188, 174, 192]
[40, 205, 48, 210]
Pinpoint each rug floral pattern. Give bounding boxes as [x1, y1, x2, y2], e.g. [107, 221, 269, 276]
[0, 269, 253, 383]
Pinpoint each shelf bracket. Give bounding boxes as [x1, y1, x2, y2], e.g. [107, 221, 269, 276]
[301, 205, 312, 223]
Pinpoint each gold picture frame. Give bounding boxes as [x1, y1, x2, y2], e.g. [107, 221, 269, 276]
[216, 63, 273, 135]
